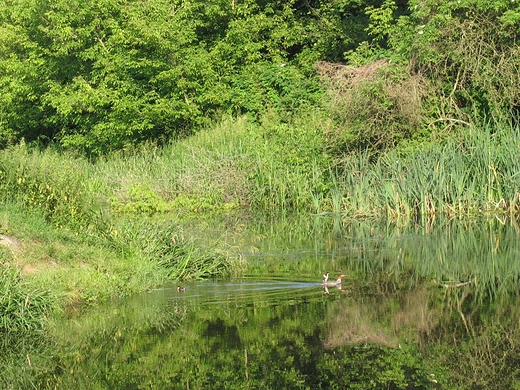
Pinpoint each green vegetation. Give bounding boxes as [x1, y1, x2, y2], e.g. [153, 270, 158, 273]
[1, 0, 520, 386]
[1, 114, 520, 333]
[1, 0, 519, 153]
[332, 123, 520, 218]
[1, 0, 518, 218]
[0, 265, 55, 332]
[0, 0, 368, 153]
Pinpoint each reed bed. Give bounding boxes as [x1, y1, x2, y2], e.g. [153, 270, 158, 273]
[335, 124, 520, 219]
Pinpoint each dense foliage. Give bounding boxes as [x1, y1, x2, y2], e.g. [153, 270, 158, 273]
[387, 0, 520, 126]
[2, 1, 520, 386]
[2, 0, 519, 153]
[0, 0, 379, 153]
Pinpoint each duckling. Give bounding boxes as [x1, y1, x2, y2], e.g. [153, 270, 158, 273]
[177, 285, 186, 292]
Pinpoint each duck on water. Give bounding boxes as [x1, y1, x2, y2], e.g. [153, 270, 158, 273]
[321, 273, 345, 287]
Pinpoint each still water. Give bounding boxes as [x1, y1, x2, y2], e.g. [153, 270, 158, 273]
[25, 217, 520, 388]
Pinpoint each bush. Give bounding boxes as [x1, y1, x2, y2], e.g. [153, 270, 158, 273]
[389, 0, 520, 126]
[317, 60, 430, 155]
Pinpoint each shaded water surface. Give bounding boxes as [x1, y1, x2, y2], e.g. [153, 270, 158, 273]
[19, 217, 520, 388]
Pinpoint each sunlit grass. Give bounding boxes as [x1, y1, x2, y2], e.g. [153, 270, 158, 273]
[6, 116, 517, 223]
[0, 266, 56, 332]
[0, 199, 231, 327]
[334, 124, 520, 219]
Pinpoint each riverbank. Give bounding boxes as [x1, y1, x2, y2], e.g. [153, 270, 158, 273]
[1, 114, 520, 331]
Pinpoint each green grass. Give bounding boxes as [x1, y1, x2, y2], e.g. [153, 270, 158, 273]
[2, 116, 520, 233]
[1, 113, 520, 331]
[332, 123, 520, 219]
[0, 198, 231, 328]
[92, 112, 333, 215]
[0, 264, 55, 332]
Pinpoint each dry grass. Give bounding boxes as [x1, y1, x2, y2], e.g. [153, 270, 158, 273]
[316, 60, 430, 152]
[316, 59, 390, 92]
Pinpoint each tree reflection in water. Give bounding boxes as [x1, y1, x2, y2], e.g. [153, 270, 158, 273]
[5, 217, 520, 389]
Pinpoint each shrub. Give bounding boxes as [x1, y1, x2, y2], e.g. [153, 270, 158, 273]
[317, 59, 430, 155]
[389, 0, 520, 126]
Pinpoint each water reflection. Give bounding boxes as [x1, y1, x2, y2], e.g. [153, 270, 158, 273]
[9, 217, 520, 389]
[43, 278, 435, 389]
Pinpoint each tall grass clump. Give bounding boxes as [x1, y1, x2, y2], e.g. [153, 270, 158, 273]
[96, 113, 333, 216]
[94, 116, 258, 216]
[0, 266, 55, 332]
[334, 123, 520, 219]
[115, 219, 232, 280]
[246, 111, 333, 212]
[0, 143, 99, 230]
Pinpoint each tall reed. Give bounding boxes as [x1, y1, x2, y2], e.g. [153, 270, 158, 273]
[335, 124, 520, 218]
[116, 219, 232, 280]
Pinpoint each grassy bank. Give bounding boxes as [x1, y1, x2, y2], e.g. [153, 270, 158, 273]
[331, 124, 520, 218]
[1, 113, 520, 330]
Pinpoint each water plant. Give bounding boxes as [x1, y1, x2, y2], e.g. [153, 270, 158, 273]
[332, 123, 520, 219]
[117, 219, 232, 280]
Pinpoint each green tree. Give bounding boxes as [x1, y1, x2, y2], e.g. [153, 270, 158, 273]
[0, 0, 381, 153]
[388, 0, 520, 124]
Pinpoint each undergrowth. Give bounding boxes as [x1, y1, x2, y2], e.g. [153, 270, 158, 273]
[0, 265, 55, 332]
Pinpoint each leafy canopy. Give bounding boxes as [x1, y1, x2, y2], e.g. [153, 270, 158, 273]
[0, 0, 374, 153]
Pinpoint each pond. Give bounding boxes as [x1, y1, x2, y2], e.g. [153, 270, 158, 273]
[8, 215, 520, 389]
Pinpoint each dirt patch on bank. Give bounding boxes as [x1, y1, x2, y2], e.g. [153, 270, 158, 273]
[0, 234, 23, 249]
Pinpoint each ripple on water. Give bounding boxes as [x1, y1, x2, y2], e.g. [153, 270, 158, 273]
[155, 278, 340, 307]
